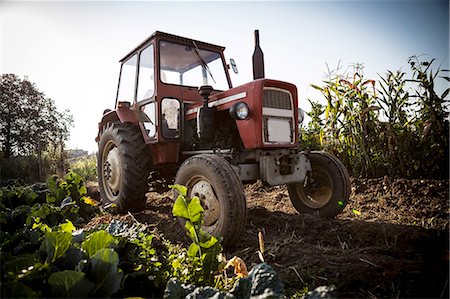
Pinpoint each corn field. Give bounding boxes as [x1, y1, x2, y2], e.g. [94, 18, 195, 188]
[300, 56, 449, 179]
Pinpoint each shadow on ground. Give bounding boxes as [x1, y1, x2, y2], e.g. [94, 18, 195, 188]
[132, 187, 449, 298]
[87, 178, 449, 298]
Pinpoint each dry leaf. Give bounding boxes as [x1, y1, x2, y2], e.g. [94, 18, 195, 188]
[225, 256, 248, 278]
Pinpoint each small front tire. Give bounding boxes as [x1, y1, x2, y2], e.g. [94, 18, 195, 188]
[287, 151, 350, 217]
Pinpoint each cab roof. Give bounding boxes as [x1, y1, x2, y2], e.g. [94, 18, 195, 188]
[119, 31, 226, 63]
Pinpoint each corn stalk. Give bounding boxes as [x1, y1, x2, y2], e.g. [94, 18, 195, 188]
[311, 65, 381, 176]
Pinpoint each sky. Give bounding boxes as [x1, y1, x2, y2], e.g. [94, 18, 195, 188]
[1, 0, 449, 153]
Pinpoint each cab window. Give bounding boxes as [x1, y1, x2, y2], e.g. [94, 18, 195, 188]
[137, 45, 155, 102]
[159, 40, 229, 90]
[161, 98, 181, 139]
[141, 102, 156, 138]
[117, 54, 137, 103]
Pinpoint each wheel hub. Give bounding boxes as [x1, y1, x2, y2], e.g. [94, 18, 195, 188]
[104, 147, 121, 198]
[189, 178, 220, 227]
[303, 169, 332, 209]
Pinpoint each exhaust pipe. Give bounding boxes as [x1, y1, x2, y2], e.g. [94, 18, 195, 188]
[252, 30, 265, 80]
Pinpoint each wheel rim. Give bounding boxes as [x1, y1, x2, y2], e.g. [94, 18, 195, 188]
[186, 175, 220, 231]
[299, 167, 333, 209]
[102, 140, 121, 202]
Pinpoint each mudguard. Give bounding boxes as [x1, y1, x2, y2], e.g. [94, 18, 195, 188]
[95, 107, 139, 142]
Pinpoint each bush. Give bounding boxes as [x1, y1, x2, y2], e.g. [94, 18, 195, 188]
[0, 154, 65, 184]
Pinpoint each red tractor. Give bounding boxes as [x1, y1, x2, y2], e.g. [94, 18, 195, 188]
[96, 30, 350, 247]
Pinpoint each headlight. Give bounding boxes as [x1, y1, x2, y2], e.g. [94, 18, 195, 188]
[298, 108, 305, 124]
[230, 102, 250, 120]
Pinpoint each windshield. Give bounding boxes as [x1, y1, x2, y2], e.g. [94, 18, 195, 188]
[159, 40, 229, 91]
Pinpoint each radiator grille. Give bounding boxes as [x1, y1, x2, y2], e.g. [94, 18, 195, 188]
[263, 89, 292, 110]
[262, 87, 294, 144]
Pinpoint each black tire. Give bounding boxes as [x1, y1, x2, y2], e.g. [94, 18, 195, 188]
[174, 154, 246, 247]
[287, 151, 350, 217]
[97, 123, 152, 213]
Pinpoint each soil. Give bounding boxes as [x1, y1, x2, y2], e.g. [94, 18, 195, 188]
[86, 178, 449, 298]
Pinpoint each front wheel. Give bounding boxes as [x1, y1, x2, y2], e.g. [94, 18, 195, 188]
[287, 151, 350, 217]
[174, 154, 246, 247]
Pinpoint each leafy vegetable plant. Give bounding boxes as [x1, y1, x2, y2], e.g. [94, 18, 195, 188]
[171, 184, 223, 286]
[1, 176, 284, 298]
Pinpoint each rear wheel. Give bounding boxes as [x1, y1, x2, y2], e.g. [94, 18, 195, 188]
[174, 154, 246, 247]
[97, 123, 151, 212]
[287, 151, 350, 217]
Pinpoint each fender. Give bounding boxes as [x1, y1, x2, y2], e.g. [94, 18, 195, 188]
[95, 107, 140, 142]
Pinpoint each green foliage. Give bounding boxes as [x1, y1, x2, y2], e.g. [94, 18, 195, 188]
[166, 242, 204, 284]
[0, 74, 72, 158]
[0, 73, 73, 182]
[69, 155, 97, 181]
[310, 63, 380, 176]
[377, 70, 410, 124]
[1, 172, 105, 297]
[1, 211, 125, 298]
[131, 233, 162, 276]
[43, 170, 97, 224]
[406, 55, 449, 177]
[171, 184, 223, 286]
[0, 184, 39, 208]
[59, 220, 76, 233]
[0, 178, 229, 297]
[376, 69, 420, 177]
[291, 286, 310, 298]
[1, 172, 97, 241]
[298, 99, 325, 151]
[40, 231, 73, 263]
[304, 58, 449, 178]
[48, 271, 95, 298]
[46, 171, 87, 204]
[1, 178, 280, 298]
[82, 230, 119, 257]
[89, 249, 124, 297]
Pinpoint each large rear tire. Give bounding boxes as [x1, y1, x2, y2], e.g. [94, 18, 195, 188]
[287, 151, 350, 217]
[97, 123, 151, 213]
[174, 154, 246, 247]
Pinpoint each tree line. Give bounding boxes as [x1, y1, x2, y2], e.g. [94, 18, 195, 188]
[0, 74, 73, 182]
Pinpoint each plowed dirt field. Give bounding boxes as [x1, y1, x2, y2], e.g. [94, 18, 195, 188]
[87, 178, 449, 298]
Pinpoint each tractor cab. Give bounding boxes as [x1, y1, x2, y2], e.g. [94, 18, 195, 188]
[113, 31, 233, 150]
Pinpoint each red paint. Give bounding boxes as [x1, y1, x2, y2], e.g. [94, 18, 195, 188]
[150, 143, 180, 164]
[185, 78, 298, 149]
